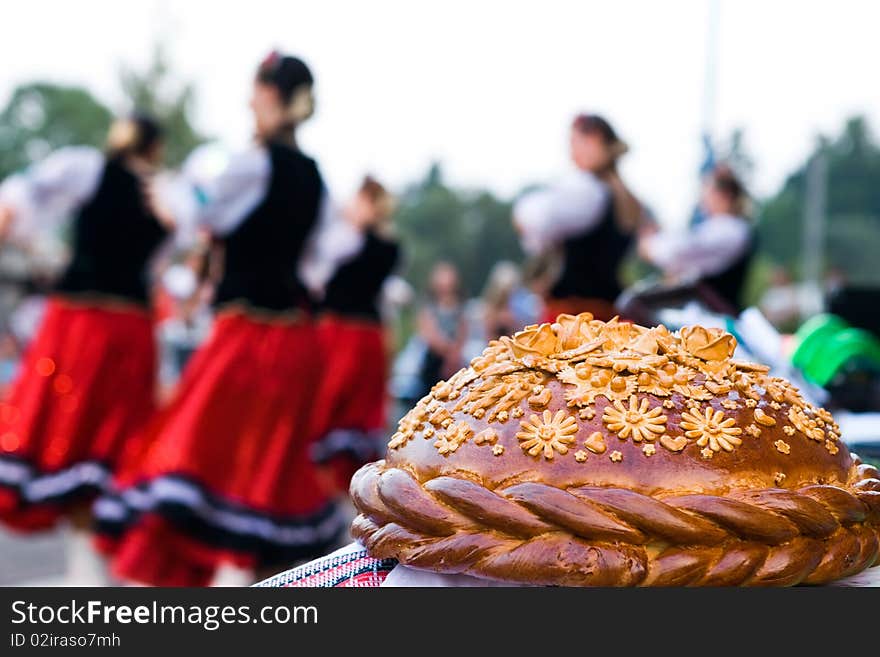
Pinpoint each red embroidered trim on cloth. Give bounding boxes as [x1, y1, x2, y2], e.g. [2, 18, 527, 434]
[255, 546, 396, 588]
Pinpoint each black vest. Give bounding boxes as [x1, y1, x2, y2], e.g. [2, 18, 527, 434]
[550, 199, 632, 302]
[55, 158, 167, 305]
[321, 230, 400, 322]
[701, 229, 755, 313]
[214, 143, 323, 313]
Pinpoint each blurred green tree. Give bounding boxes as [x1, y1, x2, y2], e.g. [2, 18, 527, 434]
[759, 116, 880, 285]
[0, 83, 113, 179]
[119, 43, 208, 166]
[0, 44, 207, 178]
[393, 163, 522, 298]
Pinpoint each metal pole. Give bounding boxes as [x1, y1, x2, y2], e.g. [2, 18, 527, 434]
[802, 151, 828, 317]
[701, 0, 721, 138]
[689, 0, 722, 228]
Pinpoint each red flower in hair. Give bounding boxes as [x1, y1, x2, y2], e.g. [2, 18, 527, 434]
[260, 50, 281, 72]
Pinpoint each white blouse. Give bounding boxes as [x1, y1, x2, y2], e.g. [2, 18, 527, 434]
[512, 170, 610, 255]
[641, 214, 751, 280]
[161, 143, 362, 295]
[0, 146, 104, 241]
[0, 143, 360, 296]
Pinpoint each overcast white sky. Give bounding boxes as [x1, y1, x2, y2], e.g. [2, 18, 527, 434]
[2, 0, 878, 226]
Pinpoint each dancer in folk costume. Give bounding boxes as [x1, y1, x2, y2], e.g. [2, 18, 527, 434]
[638, 164, 755, 313]
[0, 115, 170, 531]
[310, 177, 400, 492]
[95, 52, 347, 585]
[513, 114, 646, 322]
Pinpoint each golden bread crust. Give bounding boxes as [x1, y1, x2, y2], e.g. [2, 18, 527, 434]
[351, 314, 880, 585]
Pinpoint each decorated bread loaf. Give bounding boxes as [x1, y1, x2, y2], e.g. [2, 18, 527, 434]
[351, 313, 880, 586]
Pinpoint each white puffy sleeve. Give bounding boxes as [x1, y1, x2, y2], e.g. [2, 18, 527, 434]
[642, 214, 751, 279]
[0, 146, 104, 241]
[298, 192, 364, 296]
[159, 144, 270, 245]
[513, 171, 610, 255]
[379, 274, 413, 320]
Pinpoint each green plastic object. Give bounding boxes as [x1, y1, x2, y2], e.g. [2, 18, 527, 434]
[801, 328, 880, 386]
[791, 314, 848, 370]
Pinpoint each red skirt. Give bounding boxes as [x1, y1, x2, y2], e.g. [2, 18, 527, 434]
[310, 315, 389, 492]
[0, 297, 157, 531]
[96, 310, 344, 586]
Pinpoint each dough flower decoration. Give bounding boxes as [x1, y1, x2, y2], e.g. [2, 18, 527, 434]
[445, 366, 480, 391]
[433, 421, 474, 456]
[388, 430, 410, 449]
[558, 364, 635, 406]
[672, 383, 714, 401]
[597, 318, 644, 351]
[584, 352, 667, 374]
[516, 409, 578, 459]
[680, 407, 743, 452]
[636, 371, 672, 397]
[602, 395, 667, 442]
[505, 323, 559, 358]
[788, 405, 826, 442]
[814, 406, 838, 430]
[387, 405, 427, 449]
[398, 407, 426, 434]
[680, 325, 737, 361]
[452, 371, 543, 422]
[627, 330, 662, 355]
[469, 342, 507, 372]
[551, 313, 602, 352]
[655, 361, 695, 386]
[451, 378, 507, 416]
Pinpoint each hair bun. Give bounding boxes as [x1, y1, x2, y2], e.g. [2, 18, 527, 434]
[106, 114, 162, 158]
[106, 118, 140, 153]
[286, 85, 315, 124]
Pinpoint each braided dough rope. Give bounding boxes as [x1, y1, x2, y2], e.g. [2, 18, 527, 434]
[350, 460, 880, 586]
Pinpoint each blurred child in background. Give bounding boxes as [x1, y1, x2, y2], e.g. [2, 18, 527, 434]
[480, 261, 522, 341]
[417, 261, 467, 396]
